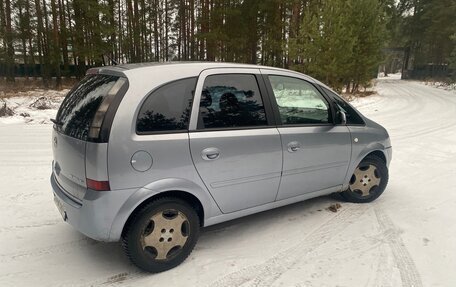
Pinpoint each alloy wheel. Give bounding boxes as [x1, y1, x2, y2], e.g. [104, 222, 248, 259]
[349, 164, 381, 196]
[141, 209, 190, 260]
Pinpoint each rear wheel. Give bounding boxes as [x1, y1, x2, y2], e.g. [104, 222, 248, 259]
[122, 197, 200, 273]
[341, 155, 388, 203]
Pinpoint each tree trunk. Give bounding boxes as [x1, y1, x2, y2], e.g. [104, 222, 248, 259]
[206, 0, 215, 61]
[42, 0, 52, 84]
[165, 0, 169, 61]
[18, 1, 29, 79]
[34, 0, 48, 86]
[199, 0, 209, 60]
[25, 0, 36, 78]
[4, 0, 14, 81]
[51, 0, 62, 88]
[73, 0, 86, 78]
[65, 0, 77, 69]
[153, 0, 159, 61]
[118, 0, 123, 63]
[58, 0, 69, 75]
[133, 0, 141, 62]
[190, 0, 195, 60]
[126, 0, 135, 62]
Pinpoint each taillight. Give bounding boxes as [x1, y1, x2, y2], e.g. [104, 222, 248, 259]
[88, 77, 127, 140]
[86, 178, 110, 191]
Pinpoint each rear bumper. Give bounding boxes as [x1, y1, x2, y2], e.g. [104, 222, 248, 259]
[51, 174, 135, 242]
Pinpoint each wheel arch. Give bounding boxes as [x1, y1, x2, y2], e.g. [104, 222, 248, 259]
[124, 190, 205, 232]
[109, 178, 218, 241]
[343, 144, 389, 190]
[364, 150, 387, 164]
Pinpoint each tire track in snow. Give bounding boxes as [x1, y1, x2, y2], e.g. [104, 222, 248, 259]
[207, 204, 370, 287]
[0, 220, 60, 233]
[389, 85, 456, 142]
[374, 207, 423, 287]
[373, 244, 395, 287]
[0, 237, 99, 263]
[91, 214, 393, 287]
[364, 80, 456, 144]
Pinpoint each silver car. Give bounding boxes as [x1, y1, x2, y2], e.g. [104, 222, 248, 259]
[51, 62, 391, 272]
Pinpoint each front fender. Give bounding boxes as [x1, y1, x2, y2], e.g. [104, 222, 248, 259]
[342, 143, 390, 190]
[108, 177, 220, 241]
[343, 121, 391, 190]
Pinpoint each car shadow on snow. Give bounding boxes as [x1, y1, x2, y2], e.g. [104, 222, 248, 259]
[72, 194, 343, 276]
[199, 194, 342, 241]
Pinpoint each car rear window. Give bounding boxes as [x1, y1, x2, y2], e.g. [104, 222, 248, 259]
[56, 74, 120, 141]
[136, 77, 197, 133]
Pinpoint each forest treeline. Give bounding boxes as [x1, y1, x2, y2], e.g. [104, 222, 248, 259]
[0, 0, 455, 91]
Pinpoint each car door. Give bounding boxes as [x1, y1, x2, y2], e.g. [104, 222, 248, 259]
[262, 71, 352, 201]
[189, 69, 282, 213]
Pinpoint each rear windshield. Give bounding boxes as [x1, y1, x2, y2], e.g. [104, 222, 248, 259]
[56, 74, 120, 141]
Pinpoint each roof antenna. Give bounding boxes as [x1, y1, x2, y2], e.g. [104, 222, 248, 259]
[103, 54, 118, 66]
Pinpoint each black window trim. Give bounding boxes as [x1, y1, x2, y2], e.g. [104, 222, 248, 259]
[135, 76, 198, 136]
[191, 125, 276, 133]
[319, 85, 366, 126]
[98, 77, 129, 142]
[194, 73, 277, 132]
[261, 74, 337, 127]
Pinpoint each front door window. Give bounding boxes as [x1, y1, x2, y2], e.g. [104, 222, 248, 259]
[269, 75, 330, 125]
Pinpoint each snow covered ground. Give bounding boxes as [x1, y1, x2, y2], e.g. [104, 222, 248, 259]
[0, 89, 67, 124]
[423, 80, 456, 92]
[1, 76, 456, 287]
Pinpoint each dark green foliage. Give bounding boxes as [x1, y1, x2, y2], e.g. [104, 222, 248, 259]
[0, 0, 454, 89]
[289, 0, 386, 92]
[390, 0, 455, 71]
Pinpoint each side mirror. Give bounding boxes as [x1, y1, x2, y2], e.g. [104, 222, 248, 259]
[338, 110, 347, 125]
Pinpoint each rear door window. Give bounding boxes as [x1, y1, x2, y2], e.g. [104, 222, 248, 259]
[197, 74, 268, 129]
[136, 77, 197, 133]
[56, 74, 121, 141]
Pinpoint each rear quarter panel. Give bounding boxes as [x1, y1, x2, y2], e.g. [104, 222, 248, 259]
[106, 66, 223, 234]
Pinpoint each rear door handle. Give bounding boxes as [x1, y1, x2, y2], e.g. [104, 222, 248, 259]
[287, 141, 301, 153]
[201, 147, 220, 161]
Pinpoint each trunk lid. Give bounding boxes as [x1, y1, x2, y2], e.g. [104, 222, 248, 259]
[52, 73, 127, 200]
[52, 129, 87, 202]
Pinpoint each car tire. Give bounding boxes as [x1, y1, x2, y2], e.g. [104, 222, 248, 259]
[341, 155, 388, 203]
[121, 197, 200, 273]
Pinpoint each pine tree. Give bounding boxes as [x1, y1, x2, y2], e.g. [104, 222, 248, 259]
[346, 0, 387, 92]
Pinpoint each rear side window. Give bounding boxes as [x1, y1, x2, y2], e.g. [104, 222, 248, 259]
[56, 74, 121, 141]
[321, 86, 365, 125]
[198, 74, 268, 129]
[136, 77, 196, 133]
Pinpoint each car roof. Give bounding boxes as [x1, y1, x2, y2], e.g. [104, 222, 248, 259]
[115, 61, 288, 71]
[90, 61, 300, 76]
[88, 61, 335, 94]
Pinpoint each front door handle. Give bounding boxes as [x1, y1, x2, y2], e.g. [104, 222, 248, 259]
[201, 147, 220, 161]
[287, 141, 301, 153]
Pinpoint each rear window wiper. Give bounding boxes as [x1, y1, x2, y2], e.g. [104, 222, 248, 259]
[51, 118, 63, 126]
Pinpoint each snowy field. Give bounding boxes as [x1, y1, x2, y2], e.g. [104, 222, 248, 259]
[1, 75, 456, 286]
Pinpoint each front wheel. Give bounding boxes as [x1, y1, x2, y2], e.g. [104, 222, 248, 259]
[341, 155, 389, 203]
[121, 197, 200, 273]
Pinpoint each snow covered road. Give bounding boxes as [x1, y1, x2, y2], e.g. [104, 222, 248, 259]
[1, 76, 455, 286]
